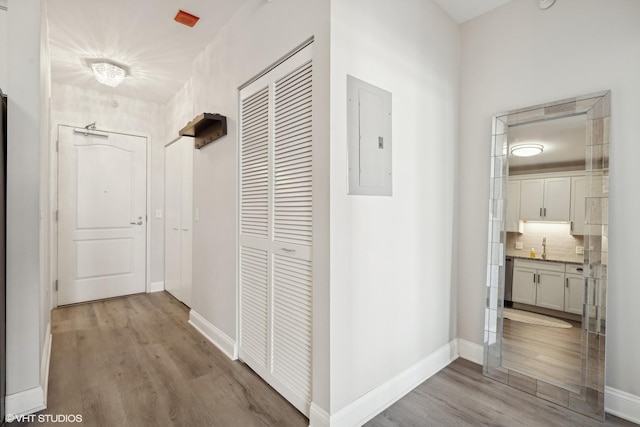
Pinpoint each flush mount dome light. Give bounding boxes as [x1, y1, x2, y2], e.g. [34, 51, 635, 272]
[511, 144, 544, 157]
[539, 0, 556, 9]
[91, 62, 126, 87]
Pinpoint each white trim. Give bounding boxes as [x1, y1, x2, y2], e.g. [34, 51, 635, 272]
[329, 340, 457, 427]
[605, 386, 640, 425]
[188, 310, 238, 360]
[456, 338, 484, 364]
[149, 281, 165, 293]
[40, 323, 52, 405]
[308, 402, 330, 427]
[145, 131, 151, 295]
[5, 387, 45, 418]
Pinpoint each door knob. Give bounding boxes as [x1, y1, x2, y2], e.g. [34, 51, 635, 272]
[130, 216, 143, 226]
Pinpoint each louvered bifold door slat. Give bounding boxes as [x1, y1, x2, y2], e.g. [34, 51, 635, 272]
[271, 254, 312, 408]
[269, 58, 313, 413]
[239, 44, 313, 417]
[273, 60, 313, 247]
[241, 87, 270, 239]
[240, 86, 270, 376]
[239, 247, 269, 374]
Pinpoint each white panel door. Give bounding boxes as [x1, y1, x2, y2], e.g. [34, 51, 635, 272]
[239, 44, 313, 416]
[164, 137, 193, 306]
[58, 126, 146, 305]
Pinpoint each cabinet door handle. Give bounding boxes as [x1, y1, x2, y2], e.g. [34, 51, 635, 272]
[576, 267, 583, 272]
[566, 278, 569, 288]
[533, 273, 536, 283]
[540, 208, 543, 217]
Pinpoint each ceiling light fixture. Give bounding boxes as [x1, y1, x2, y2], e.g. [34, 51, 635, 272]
[511, 144, 544, 157]
[91, 62, 126, 87]
[539, 0, 556, 10]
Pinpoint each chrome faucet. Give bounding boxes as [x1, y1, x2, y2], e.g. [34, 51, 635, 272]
[542, 236, 547, 260]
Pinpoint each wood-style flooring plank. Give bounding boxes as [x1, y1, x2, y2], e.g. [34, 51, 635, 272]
[11, 292, 636, 427]
[367, 358, 636, 427]
[10, 292, 307, 427]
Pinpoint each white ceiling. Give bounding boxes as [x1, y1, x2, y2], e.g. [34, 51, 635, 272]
[47, 0, 247, 104]
[509, 114, 587, 171]
[46, 0, 513, 104]
[431, 0, 513, 23]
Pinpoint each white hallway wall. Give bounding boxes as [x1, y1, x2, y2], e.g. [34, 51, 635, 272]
[457, 0, 640, 401]
[329, 0, 459, 417]
[5, 0, 49, 410]
[0, 3, 7, 91]
[163, 0, 331, 413]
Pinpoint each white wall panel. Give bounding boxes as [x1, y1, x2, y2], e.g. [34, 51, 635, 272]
[163, 0, 331, 411]
[330, 0, 460, 413]
[458, 0, 640, 399]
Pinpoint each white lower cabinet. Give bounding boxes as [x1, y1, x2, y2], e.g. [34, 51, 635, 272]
[513, 259, 565, 311]
[564, 264, 585, 315]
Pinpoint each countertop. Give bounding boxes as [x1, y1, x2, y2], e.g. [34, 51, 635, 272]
[509, 255, 583, 266]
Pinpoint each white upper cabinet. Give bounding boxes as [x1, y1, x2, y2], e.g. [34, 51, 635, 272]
[519, 179, 544, 221]
[543, 177, 571, 221]
[570, 176, 586, 235]
[518, 176, 570, 221]
[506, 180, 522, 232]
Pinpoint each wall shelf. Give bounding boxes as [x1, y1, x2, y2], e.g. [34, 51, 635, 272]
[179, 113, 227, 149]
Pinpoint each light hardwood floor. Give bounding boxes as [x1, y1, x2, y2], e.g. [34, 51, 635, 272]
[9, 292, 636, 426]
[503, 317, 583, 391]
[367, 358, 635, 427]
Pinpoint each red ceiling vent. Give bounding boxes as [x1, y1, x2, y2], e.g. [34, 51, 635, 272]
[174, 10, 200, 27]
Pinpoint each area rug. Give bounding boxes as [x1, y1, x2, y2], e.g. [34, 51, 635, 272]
[503, 308, 572, 328]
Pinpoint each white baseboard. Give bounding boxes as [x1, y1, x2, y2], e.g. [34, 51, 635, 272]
[329, 340, 457, 427]
[5, 387, 46, 418]
[309, 402, 330, 427]
[188, 310, 238, 360]
[41, 322, 52, 405]
[456, 338, 484, 364]
[149, 281, 164, 293]
[606, 386, 640, 425]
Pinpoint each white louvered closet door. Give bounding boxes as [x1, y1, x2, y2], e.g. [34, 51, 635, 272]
[239, 43, 313, 417]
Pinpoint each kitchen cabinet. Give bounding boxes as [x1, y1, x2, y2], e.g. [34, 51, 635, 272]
[570, 176, 586, 235]
[512, 259, 565, 311]
[519, 177, 570, 221]
[565, 264, 585, 315]
[507, 181, 522, 232]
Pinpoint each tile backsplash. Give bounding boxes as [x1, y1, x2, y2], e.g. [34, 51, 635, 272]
[506, 222, 584, 263]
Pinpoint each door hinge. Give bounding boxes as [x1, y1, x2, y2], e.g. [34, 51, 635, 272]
[56, 139, 59, 152]
[55, 210, 58, 221]
[55, 279, 58, 291]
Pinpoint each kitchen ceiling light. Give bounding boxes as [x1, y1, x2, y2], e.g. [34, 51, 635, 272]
[511, 144, 544, 157]
[539, 0, 556, 10]
[91, 62, 126, 87]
